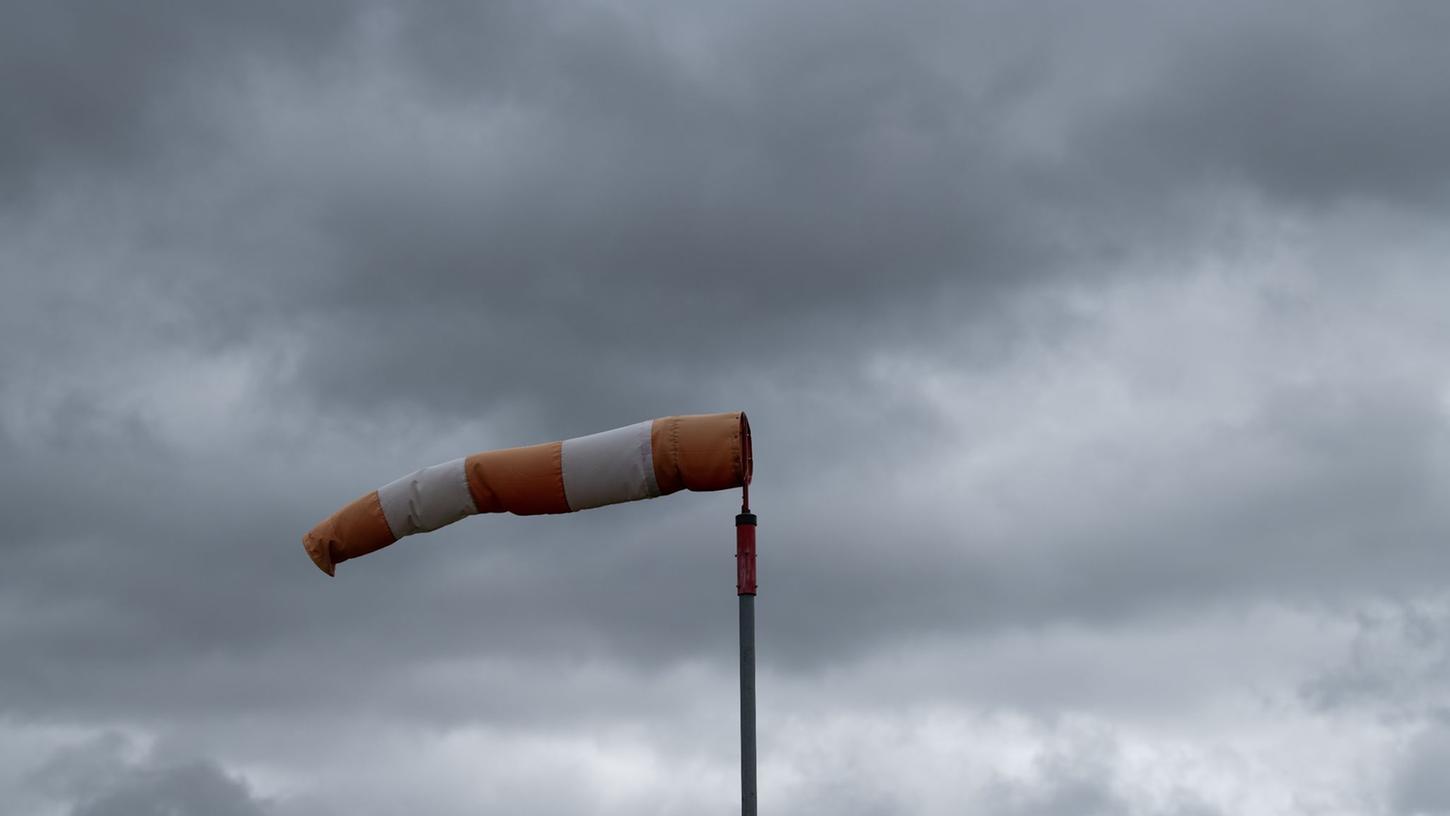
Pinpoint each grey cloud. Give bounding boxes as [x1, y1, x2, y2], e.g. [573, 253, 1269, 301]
[7, 267, 1450, 725]
[980, 746, 1222, 816]
[25, 735, 270, 816]
[984, 776, 1125, 816]
[70, 762, 270, 816]
[1303, 599, 1450, 717]
[0, 0, 356, 204]
[283, 6, 1043, 424]
[1076, 2, 1450, 209]
[5, 1, 1450, 812]
[1394, 721, 1450, 816]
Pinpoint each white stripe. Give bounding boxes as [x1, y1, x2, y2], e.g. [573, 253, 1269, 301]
[560, 420, 658, 511]
[377, 457, 478, 538]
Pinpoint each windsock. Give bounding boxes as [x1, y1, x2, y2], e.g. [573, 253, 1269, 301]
[303, 412, 752, 575]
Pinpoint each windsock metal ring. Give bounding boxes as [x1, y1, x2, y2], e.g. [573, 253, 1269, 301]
[303, 412, 752, 575]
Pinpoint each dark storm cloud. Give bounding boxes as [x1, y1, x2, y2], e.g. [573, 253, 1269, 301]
[70, 762, 270, 816]
[24, 735, 271, 816]
[0, 0, 355, 204]
[1302, 598, 1450, 719]
[1077, 2, 1450, 209]
[983, 772, 1137, 816]
[5, 0, 1450, 697]
[287, 3, 1047, 425]
[5, 0, 1054, 722]
[5, 1, 1450, 812]
[1395, 721, 1450, 816]
[976, 741, 1226, 816]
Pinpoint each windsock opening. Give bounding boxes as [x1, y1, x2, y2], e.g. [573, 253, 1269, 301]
[304, 412, 752, 576]
[739, 411, 752, 511]
[740, 411, 753, 486]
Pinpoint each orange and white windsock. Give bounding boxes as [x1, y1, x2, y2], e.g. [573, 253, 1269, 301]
[303, 412, 752, 575]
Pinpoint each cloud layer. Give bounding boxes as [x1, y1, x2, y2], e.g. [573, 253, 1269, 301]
[4, 1, 1450, 813]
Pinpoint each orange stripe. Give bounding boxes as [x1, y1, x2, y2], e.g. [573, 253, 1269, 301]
[465, 441, 569, 515]
[651, 412, 746, 494]
[303, 490, 396, 576]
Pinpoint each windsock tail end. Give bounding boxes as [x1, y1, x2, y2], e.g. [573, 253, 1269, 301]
[303, 533, 336, 577]
[301, 489, 396, 577]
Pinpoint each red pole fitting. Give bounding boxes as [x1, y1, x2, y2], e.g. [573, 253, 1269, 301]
[736, 512, 757, 596]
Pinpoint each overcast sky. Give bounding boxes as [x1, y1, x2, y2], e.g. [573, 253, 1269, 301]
[4, 1, 1450, 814]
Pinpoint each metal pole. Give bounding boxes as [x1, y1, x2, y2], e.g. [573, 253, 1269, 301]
[736, 511, 758, 816]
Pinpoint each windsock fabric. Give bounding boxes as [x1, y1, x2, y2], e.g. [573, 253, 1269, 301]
[303, 412, 751, 575]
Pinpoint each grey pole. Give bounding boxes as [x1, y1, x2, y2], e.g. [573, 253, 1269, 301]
[740, 594, 756, 815]
[736, 511, 758, 816]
